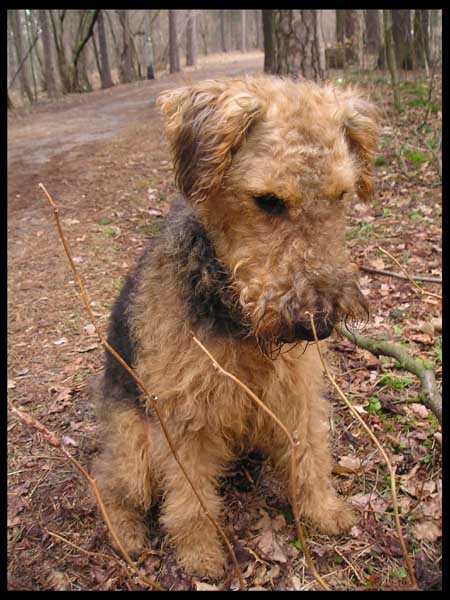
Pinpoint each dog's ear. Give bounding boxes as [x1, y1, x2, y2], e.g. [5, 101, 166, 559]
[339, 92, 380, 201]
[157, 80, 264, 204]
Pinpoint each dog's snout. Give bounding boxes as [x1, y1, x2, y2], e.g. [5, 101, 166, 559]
[293, 316, 335, 342]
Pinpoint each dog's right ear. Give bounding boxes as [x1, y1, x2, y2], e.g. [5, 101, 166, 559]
[157, 80, 264, 204]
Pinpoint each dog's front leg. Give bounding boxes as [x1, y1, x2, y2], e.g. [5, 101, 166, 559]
[156, 428, 229, 578]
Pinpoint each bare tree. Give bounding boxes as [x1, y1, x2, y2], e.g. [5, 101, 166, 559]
[10, 9, 34, 103]
[241, 10, 246, 52]
[265, 10, 326, 80]
[144, 10, 155, 79]
[383, 10, 401, 111]
[414, 10, 430, 71]
[365, 9, 381, 55]
[117, 10, 134, 83]
[186, 9, 196, 66]
[262, 10, 275, 73]
[254, 10, 262, 49]
[336, 10, 345, 44]
[392, 10, 413, 69]
[169, 10, 180, 73]
[39, 9, 58, 97]
[220, 10, 228, 53]
[345, 9, 364, 66]
[96, 10, 113, 88]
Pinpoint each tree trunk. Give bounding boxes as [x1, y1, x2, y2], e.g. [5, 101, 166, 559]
[336, 9, 345, 44]
[365, 9, 381, 55]
[97, 10, 113, 88]
[414, 10, 430, 71]
[241, 10, 246, 52]
[10, 10, 34, 103]
[70, 10, 99, 92]
[186, 9, 196, 66]
[118, 10, 134, 83]
[262, 10, 275, 73]
[383, 10, 401, 111]
[24, 10, 38, 100]
[255, 10, 262, 49]
[268, 10, 326, 80]
[344, 9, 364, 66]
[49, 10, 71, 93]
[220, 10, 228, 53]
[144, 10, 155, 79]
[169, 10, 180, 73]
[39, 9, 58, 98]
[392, 10, 413, 69]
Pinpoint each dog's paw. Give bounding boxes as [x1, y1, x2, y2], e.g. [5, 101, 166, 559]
[312, 497, 357, 535]
[178, 545, 227, 579]
[110, 513, 148, 558]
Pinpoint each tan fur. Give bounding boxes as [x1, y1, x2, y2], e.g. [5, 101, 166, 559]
[93, 76, 379, 578]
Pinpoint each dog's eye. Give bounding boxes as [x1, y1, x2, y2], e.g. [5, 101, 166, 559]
[338, 191, 349, 201]
[254, 194, 286, 215]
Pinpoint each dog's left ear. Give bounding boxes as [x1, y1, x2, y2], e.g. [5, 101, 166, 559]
[339, 92, 380, 201]
[157, 80, 264, 204]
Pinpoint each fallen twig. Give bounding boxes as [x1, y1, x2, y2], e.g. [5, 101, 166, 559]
[308, 314, 419, 591]
[8, 399, 164, 591]
[378, 246, 442, 301]
[336, 322, 442, 425]
[39, 183, 245, 590]
[361, 265, 441, 284]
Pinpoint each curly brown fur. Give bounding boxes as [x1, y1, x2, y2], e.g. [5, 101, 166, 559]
[92, 75, 379, 578]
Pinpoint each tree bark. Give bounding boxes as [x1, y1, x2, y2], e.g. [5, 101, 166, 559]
[262, 10, 275, 73]
[186, 9, 196, 66]
[365, 9, 381, 55]
[336, 9, 345, 44]
[241, 9, 246, 52]
[71, 10, 99, 91]
[118, 10, 134, 83]
[254, 9, 262, 49]
[267, 10, 326, 81]
[169, 10, 180, 73]
[344, 9, 364, 66]
[39, 9, 58, 97]
[220, 10, 228, 53]
[97, 10, 113, 88]
[414, 10, 430, 70]
[144, 10, 155, 79]
[10, 10, 34, 103]
[383, 10, 401, 112]
[392, 9, 413, 69]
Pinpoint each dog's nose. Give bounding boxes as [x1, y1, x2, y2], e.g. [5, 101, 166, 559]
[293, 316, 335, 341]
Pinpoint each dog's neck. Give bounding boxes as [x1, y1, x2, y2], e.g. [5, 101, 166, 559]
[169, 199, 246, 338]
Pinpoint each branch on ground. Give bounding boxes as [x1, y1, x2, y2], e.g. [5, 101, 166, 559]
[336, 323, 442, 425]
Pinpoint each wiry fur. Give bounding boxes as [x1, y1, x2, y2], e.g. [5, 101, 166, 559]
[92, 75, 379, 578]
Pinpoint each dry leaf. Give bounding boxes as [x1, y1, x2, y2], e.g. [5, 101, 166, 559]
[413, 521, 441, 542]
[409, 403, 429, 419]
[84, 323, 96, 336]
[338, 455, 362, 472]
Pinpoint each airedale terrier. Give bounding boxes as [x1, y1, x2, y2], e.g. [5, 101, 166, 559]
[91, 76, 378, 578]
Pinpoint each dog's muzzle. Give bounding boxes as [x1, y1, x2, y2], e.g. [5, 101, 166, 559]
[280, 315, 335, 343]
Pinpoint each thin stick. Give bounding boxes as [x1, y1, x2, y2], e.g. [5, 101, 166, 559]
[38, 183, 244, 589]
[191, 335, 331, 591]
[8, 399, 164, 591]
[307, 313, 419, 590]
[360, 265, 441, 284]
[378, 246, 442, 300]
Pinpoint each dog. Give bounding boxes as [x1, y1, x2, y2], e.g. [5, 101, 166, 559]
[91, 75, 378, 578]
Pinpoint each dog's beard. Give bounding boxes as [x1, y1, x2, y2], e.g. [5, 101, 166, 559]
[240, 278, 369, 360]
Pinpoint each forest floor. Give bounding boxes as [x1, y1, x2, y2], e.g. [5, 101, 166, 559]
[7, 52, 442, 591]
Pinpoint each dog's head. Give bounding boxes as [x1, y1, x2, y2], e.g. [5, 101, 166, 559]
[158, 77, 379, 353]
